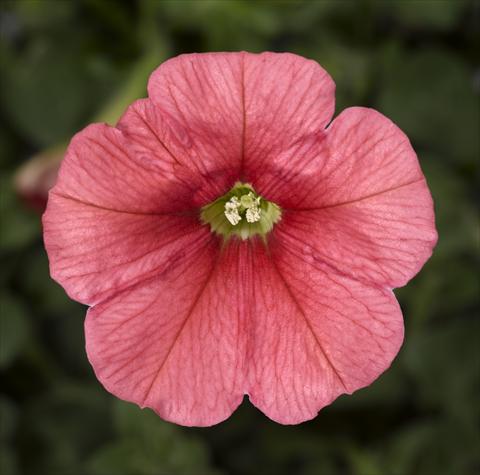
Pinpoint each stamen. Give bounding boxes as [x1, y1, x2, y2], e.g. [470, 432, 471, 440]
[224, 196, 241, 225]
[246, 207, 261, 223]
[224, 192, 262, 226]
[201, 181, 281, 240]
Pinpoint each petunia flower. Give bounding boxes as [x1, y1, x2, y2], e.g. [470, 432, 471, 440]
[43, 52, 437, 426]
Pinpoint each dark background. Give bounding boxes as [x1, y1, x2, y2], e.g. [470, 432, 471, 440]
[1, 1, 479, 474]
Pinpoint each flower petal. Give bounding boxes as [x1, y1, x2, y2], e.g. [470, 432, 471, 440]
[50, 123, 209, 214]
[43, 119, 227, 305]
[147, 53, 244, 183]
[260, 107, 437, 288]
[247, 239, 404, 425]
[242, 52, 335, 180]
[85, 239, 249, 427]
[148, 52, 335, 181]
[263, 107, 433, 209]
[117, 98, 241, 203]
[43, 193, 210, 305]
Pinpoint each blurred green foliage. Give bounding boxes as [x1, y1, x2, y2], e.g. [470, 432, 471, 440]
[0, 1, 479, 474]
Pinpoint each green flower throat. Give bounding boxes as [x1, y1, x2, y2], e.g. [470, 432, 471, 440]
[200, 182, 281, 240]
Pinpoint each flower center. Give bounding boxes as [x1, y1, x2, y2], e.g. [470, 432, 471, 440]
[200, 182, 281, 240]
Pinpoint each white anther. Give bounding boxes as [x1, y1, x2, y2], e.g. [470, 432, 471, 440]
[243, 193, 261, 223]
[224, 196, 242, 225]
[224, 193, 262, 226]
[246, 207, 261, 223]
[225, 210, 241, 225]
[225, 196, 240, 209]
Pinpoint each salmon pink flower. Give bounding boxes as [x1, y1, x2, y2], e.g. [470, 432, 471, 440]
[43, 52, 437, 426]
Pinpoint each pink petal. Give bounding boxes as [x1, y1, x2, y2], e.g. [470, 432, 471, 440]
[117, 98, 241, 203]
[263, 107, 431, 209]
[49, 123, 206, 214]
[261, 107, 437, 288]
[147, 52, 335, 180]
[86, 233, 403, 426]
[242, 52, 335, 181]
[147, 53, 244, 182]
[43, 195, 210, 305]
[247, 238, 404, 424]
[85, 239, 249, 427]
[43, 122, 218, 305]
